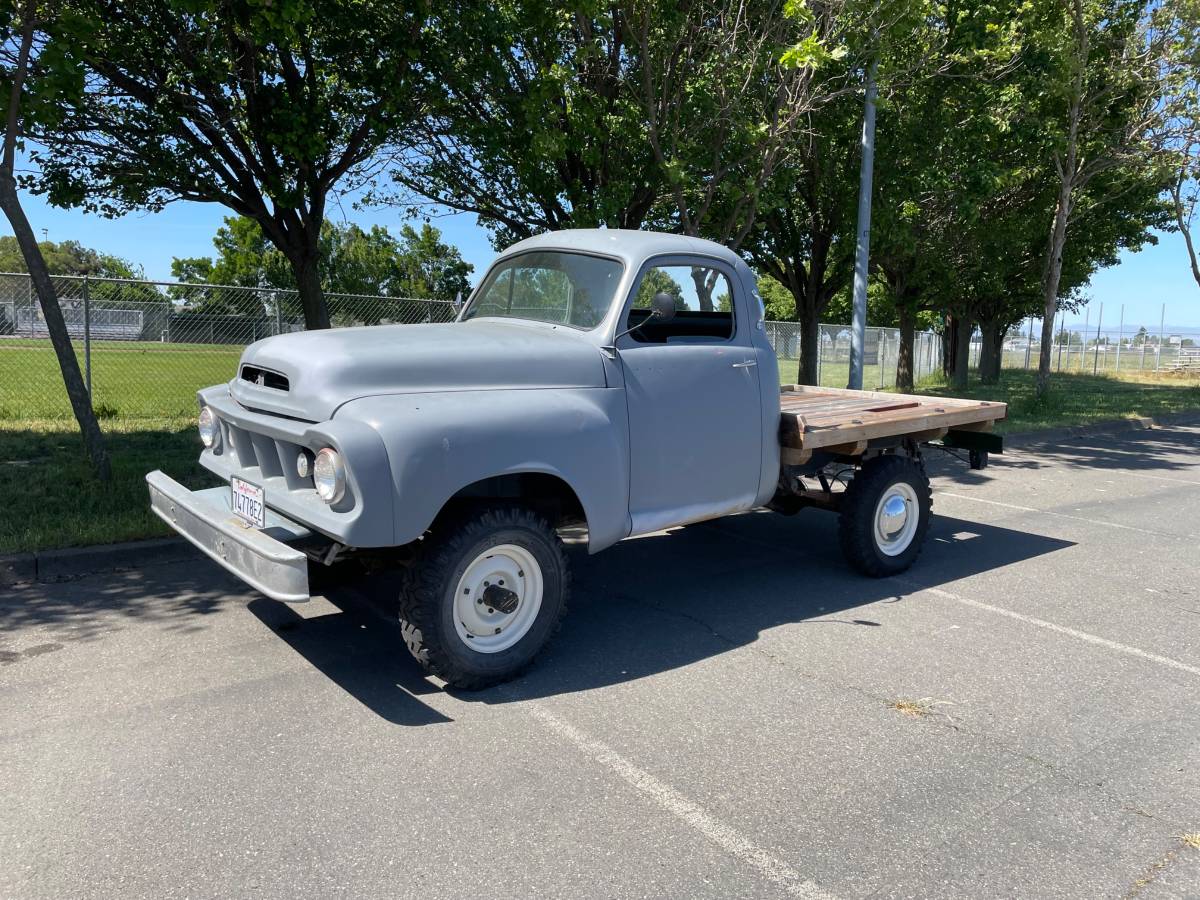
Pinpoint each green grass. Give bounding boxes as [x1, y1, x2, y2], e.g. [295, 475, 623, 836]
[775, 356, 902, 390]
[0, 418, 216, 555]
[0, 339, 240, 420]
[908, 369, 1200, 434]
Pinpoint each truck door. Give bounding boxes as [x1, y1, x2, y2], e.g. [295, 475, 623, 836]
[616, 257, 764, 534]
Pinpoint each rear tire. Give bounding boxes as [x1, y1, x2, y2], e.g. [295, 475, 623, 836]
[398, 505, 569, 690]
[838, 455, 932, 577]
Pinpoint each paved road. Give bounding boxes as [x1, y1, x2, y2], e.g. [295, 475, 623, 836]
[3, 423, 1199, 899]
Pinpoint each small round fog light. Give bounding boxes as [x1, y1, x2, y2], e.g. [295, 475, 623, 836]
[198, 406, 220, 449]
[296, 450, 311, 479]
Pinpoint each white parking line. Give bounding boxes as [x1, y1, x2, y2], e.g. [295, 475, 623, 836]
[938, 491, 1194, 539]
[911, 584, 1200, 678]
[525, 703, 840, 900]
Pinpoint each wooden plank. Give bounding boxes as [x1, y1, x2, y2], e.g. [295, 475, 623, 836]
[783, 400, 896, 419]
[780, 447, 812, 466]
[824, 439, 868, 457]
[781, 383, 995, 411]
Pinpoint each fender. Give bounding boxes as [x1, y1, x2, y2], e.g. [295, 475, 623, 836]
[335, 387, 631, 552]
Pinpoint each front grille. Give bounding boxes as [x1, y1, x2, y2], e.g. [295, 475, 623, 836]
[225, 423, 312, 491]
[240, 365, 289, 392]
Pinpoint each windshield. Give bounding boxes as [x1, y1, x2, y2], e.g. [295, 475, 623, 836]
[463, 251, 623, 330]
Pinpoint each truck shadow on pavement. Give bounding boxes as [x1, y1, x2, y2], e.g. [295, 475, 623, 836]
[932, 420, 1200, 487]
[261, 510, 1073, 723]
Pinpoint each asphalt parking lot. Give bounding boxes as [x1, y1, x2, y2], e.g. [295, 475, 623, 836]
[3, 421, 1199, 900]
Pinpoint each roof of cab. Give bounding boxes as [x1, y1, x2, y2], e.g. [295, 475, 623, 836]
[499, 229, 744, 269]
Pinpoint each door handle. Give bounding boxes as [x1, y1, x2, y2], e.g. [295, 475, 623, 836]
[731, 360, 758, 368]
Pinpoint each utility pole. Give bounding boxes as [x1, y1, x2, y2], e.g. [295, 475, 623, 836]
[847, 58, 878, 391]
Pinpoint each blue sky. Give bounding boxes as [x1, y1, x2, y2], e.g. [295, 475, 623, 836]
[4, 189, 1198, 331]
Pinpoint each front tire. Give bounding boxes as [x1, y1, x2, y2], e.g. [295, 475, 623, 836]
[398, 505, 570, 690]
[838, 455, 932, 577]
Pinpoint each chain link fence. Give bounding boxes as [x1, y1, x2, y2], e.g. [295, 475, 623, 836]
[1, 271, 943, 422]
[0, 273, 456, 420]
[765, 322, 942, 389]
[975, 314, 1200, 377]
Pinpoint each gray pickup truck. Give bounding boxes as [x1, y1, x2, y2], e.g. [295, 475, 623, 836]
[148, 229, 1005, 688]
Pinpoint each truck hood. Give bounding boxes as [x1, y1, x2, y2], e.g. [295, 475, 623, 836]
[228, 319, 608, 421]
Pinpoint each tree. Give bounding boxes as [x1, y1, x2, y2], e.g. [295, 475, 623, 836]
[390, 0, 663, 247]
[0, 1, 109, 478]
[174, 217, 472, 319]
[32, 0, 431, 330]
[0, 234, 141, 277]
[1032, 0, 1182, 395]
[747, 95, 859, 384]
[394, 0, 861, 259]
[1162, 0, 1200, 291]
[624, 0, 857, 250]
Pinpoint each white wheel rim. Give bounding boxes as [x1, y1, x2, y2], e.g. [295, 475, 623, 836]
[452, 544, 543, 653]
[873, 482, 919, 557]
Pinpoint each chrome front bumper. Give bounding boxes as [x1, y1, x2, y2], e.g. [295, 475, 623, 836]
[146, 470, 312, 602]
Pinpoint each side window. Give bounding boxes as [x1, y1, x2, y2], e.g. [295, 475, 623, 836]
[626, 264, 735, 343]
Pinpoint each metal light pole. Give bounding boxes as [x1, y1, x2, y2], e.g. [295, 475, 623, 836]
[1156, 303, 1165, 372]
[1115, 304, 1124, 371]
[847, 58, 878, 391]
[1092, 303, 1103, 375]
[1080, 307, 1089, 372]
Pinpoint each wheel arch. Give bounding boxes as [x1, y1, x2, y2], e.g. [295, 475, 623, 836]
[434, 470, 589, 536]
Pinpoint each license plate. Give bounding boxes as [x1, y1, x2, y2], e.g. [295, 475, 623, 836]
[230, 476, 266, 528]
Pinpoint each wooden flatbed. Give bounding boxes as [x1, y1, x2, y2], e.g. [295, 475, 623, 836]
[778, 384, 1006, 462]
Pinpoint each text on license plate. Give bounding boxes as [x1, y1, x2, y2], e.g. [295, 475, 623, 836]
[231, 477, 266, 528]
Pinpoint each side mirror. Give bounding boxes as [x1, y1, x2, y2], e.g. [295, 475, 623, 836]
[453, 290, 464, 312]
[651, 291, 677, 321]
[606, 290, 680, 355]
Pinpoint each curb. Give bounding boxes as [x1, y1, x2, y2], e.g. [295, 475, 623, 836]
[2, 410, 1198, 588]
[0, 537, 199, 588]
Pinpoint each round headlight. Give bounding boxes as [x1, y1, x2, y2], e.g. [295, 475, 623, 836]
[296, 450, 311, 479]
[313, 448, 345, 503]
[198, 406, 220, 449]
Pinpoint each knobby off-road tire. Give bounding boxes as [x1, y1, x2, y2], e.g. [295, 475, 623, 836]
[398, 505, 570, 690]
[838, 455, 932, 577]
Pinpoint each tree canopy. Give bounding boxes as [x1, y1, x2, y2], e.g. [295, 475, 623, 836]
[30, 0, 436, 329]
[0, 235, 142, 278]
[171, 217, 473, 319]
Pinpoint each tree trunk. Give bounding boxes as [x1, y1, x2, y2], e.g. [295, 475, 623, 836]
[690, 268, 718, 313]
[0, 174, 111, 480]
[951, 315, 972, 390]
[1172, 174, 1200, 290]
[1037, 181, 1072, 396]
[896, 304, 915, 392]
[290, 250, 331, 330]
[943, 315, 957, 379]
[978, 320, 1003, 384]
[795, 314, 820, 385]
